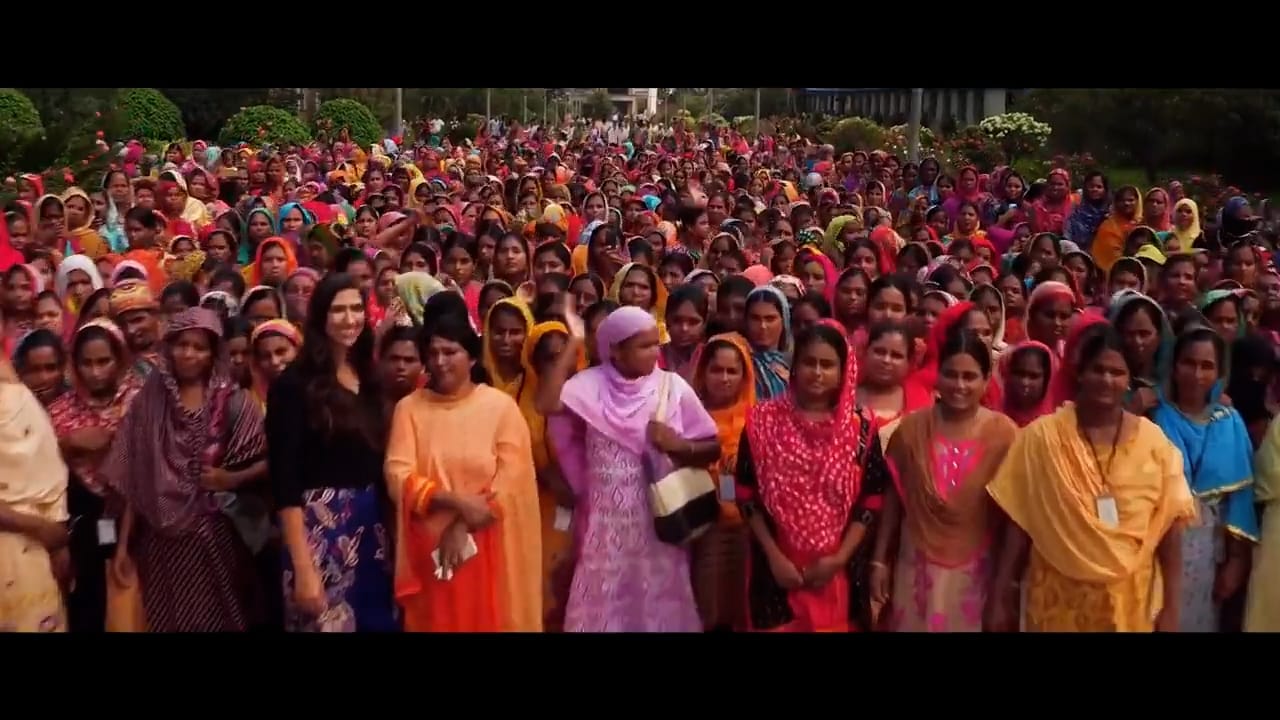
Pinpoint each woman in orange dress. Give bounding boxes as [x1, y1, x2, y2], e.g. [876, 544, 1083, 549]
[384, 313, 542, 632]
[689, 332, 756, 631]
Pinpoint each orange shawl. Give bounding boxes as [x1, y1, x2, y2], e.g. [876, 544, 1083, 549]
[690, 332, 756, 523]
[885, 408, 1017, 567]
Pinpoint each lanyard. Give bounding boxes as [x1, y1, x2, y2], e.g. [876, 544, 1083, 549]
[1079, 414, 1125, 495]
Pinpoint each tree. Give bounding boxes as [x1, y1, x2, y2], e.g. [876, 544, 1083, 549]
[580, 90, 615, 121]
[160, 88, 297, 141]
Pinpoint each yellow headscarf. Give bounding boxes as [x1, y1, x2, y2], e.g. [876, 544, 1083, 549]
[521, 321, 570, 470]
[59, 187, 108, 259]
[608, 262, 670, 344]
[1169, 198, 1202, 250]
[482, 297, 536, 398]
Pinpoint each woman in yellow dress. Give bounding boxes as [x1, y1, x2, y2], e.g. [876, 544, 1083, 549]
[0, 353, 70, 632]
[1246, 415, 1280, 631]
[986, 323, 1196, 632]
[384, 312, 542, 632]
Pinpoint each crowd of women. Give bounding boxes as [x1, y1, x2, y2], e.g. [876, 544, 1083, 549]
[1, 118, 1278, 633]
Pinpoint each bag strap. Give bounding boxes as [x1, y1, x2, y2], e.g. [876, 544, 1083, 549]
[652, 371, 671, 423]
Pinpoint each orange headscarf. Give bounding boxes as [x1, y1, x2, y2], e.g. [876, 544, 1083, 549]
[690, 332, 757, 523]
[242, 237, 298, 287]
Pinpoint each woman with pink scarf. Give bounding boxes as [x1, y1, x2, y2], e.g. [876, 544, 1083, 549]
[548, 306, 720, 632]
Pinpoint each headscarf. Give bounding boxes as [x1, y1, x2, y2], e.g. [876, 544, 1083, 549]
[1047, 312, 1112, 407]
[0, 209, 21, 272]
[1106, 289, 1174, 389]
[395, 271, 445, 326]
[1143, 187, 1172, 232]
[607, 262, 670, 344]
[482, 297, 536, 397]
[823, 214, 863, 261]
[1169, 198, 1202, 250]
[521, 320, 569, 471]
[746, 285, 792, 401]
[690, 332, 756, 485]
[240, 208, 275, 265]
[794, 247, 838, 305]
[558, 305, 717, 456]
[1066, 175, 1111, 248]
[743, 322, 868, 559]
[243, 237, 298, 287]
[0, 379, 68, 536]
[275, 202, 315, 235]
[741, 264, 774, 287]
[108, 279, 157, 316]
[55, 254, 105, 310]
[247, 318, 302, 406]
[998, 340, 1060, 427]
[46, 318, 143, 494]
[60, 187, 108, 259]
[97, 308, 266, 533]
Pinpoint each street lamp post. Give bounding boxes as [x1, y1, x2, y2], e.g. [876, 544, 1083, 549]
[394, 87, 403, 138]
[907, 88, 923, 164]
[755, 88, 761, 133]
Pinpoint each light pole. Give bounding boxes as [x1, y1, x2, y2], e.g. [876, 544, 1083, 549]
[907, 88, 923, 164]
[485, 88, 492, 128]
[394, 87, 403, 138]
[754, 87, 762, 133]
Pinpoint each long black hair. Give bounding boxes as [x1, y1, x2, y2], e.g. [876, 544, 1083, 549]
[297, 272, 384, 446]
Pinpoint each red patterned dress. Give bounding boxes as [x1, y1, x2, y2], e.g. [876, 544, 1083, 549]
[737, 329, 888, 632]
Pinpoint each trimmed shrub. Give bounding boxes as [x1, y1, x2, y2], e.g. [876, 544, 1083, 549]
[823, 117, 886, 154]
[0, 89, 44, 175]
[114, 88, 185, 142]
[313, 98, 383, 148]
[218, 105, 312, 147]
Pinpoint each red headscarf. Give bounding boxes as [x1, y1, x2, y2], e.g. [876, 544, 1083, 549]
[998, 340, 1060, 427]
[795, 247, 838, 305]
[742, 322, 876, 562]
[0, 211, 21, 272]
[909, 300, 1002, 410]
[1047, 311, 1110, 408]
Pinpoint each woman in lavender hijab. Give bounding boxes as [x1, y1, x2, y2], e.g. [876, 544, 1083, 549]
[548, 306, 720, 632]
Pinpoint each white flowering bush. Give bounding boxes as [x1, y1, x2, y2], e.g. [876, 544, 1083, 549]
[978, 112, 1052, 163]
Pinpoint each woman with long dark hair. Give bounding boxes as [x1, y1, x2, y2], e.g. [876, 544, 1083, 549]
[267, 273, 397, 632]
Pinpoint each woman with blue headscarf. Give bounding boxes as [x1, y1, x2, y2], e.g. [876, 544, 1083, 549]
[1151, 324, 1259, 631]
[1218, 195, 1261, 248]
[275, 202, 314, 237]
[744, 286, 792, 400]
[1108, 289, 1175, 414]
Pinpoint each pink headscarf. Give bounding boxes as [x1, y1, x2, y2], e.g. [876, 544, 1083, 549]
[0, 214, 21, 272]
[559, 306, 717, 456]
[741, 264, 774, 287]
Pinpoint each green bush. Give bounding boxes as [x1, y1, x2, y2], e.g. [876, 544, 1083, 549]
[313, 98, 383, 148]
[0, 89, 44, 175]
[218, 105, 312, 147]
[823, 117, 886, 154]
[113, 88, 185, 142]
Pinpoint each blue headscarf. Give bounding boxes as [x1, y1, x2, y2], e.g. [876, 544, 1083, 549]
[1106, 289, 1174, 390]
[274, 202, 315, 235]
[745, 285, 792, 401]
[239, 208, 274, 265]
[1153, 385, 1260, 542]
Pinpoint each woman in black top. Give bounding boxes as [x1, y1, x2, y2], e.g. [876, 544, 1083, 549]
[267, 272, 397, 632]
